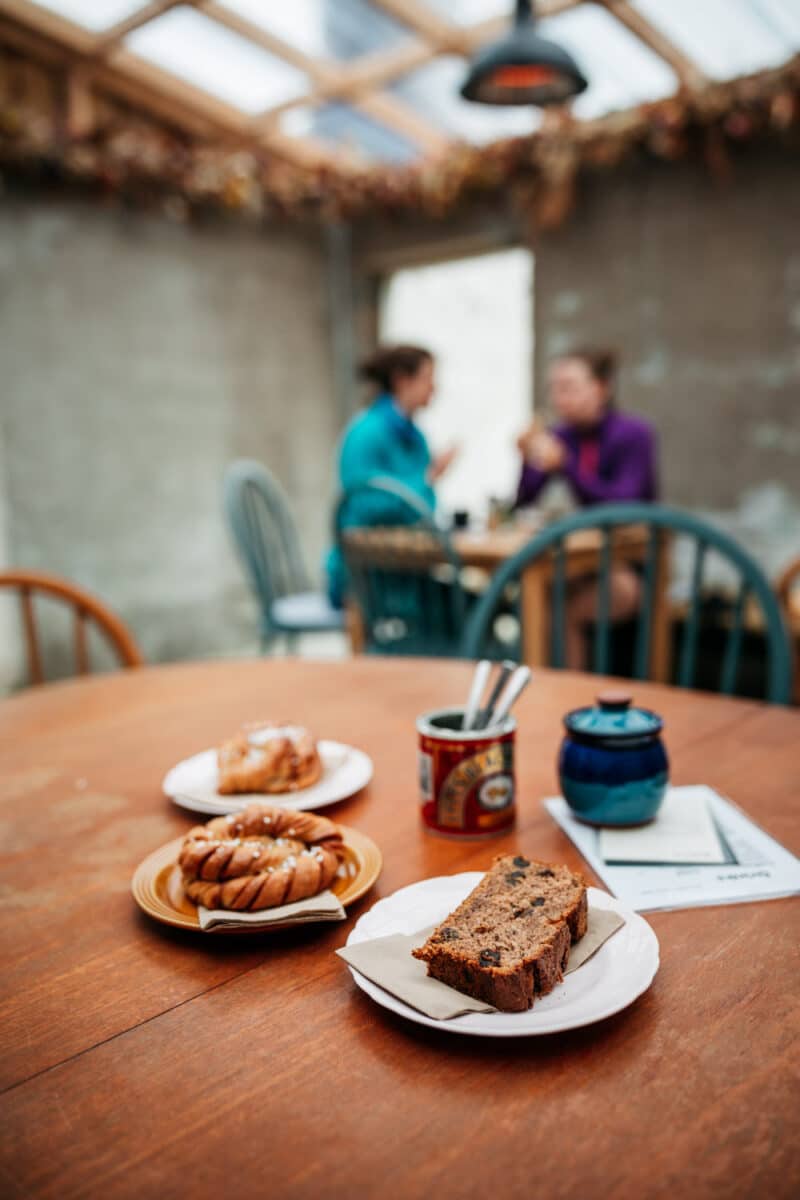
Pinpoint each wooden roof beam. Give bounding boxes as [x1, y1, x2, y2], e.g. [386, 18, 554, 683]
[354, 91, 449, 156]
[218, 2, 452, 159]
[315, 38, 436, 101]
[100, 48, 349, 167]
[65, 64, 94, 137]
[0, 13, 237, 140]
[259, 0, 585, 123]
[255, 85, 450, 161]
[0, 0, 93, 52]
[208, 0, 453, 159]
[0, 0, 354, 170]
[200, 2, 339, 88]
[597, 0, 707, 90]
[93, 0, 190, 56]
[463, 0, 584, 51]
[368, 0, 463, 53]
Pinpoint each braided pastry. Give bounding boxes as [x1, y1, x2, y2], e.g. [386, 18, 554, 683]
[217, 722, 322, 795]
[179, 804, 344, 912]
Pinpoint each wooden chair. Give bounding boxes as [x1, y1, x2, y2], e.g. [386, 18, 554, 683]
[462, 503, 793, 704]
[335, 476, 467, 658]
[223, 459, 344, 652]
[0, 569, 143, 686]
[775, 555, 800, 703]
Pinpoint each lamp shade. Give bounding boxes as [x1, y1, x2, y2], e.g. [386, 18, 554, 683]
[461, 0, 587, 107]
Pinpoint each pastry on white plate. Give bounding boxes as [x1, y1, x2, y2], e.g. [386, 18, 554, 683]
[217, 722, 322, 794]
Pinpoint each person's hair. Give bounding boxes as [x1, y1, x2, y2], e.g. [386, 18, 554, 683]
[558, 347, 619, 400]
[359, 344, 433, 395]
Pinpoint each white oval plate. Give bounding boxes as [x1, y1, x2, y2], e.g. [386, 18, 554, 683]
[163, 741, 373, 815]
[346, 874, 659, 1037]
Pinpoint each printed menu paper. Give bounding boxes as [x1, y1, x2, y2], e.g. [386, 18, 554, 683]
[598, 786, 728, 865]
[545, 785, 800, 913]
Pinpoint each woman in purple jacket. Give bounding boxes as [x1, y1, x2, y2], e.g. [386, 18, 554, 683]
[515, 348, 659, 669]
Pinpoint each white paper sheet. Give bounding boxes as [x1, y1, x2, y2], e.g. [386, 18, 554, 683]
[598, 786, 728, 865]
[545, 785, 800, 913]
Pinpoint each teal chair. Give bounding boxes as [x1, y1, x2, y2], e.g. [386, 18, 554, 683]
[462, 503, 792, 704]
[336, 476, 467, 657]
[224, 460, 344, 651]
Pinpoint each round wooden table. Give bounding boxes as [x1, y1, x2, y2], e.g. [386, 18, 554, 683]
[1, 658, 798, 1199]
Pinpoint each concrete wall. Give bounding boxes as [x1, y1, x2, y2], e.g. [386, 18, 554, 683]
[533, 146, 800, 521]
[352, 144, 800, 583]
[0, 197, 338, 686]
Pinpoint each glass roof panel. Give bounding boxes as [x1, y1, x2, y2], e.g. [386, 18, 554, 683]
[539, 4, 677, 119]
[286, 102, 417, 163]
[222, 0, 415, 63]
[632, 0, 800, 81]
[751, 0, 800, 42]
[280, 107, 318, 140]
[423, 0, 509, 24]
[125, 8, 308, 114]
[30, 1, 147, 31]
[222, 0, 328, 58]
[394, 55, 542, 143]
[402, 6, 677, 130]
[24, 0, 800, 161]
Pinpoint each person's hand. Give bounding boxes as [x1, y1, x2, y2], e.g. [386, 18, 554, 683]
[516, 420, 541, 457]
[430, 444, 459, 482]
[525, 430, 566, 473]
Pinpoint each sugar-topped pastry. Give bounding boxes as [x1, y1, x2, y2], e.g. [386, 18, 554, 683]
[179, 804, 344, 910]
[217, 721, 322, 794]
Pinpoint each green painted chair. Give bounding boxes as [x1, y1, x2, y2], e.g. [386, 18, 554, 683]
[462, 503, 792, 704]
[224, 459, 344, 651]
[335, 476, 467, 657]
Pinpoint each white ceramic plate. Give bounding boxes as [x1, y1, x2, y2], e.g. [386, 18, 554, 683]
[346, 874, 659, 1037]
[163, 741, 373, 815]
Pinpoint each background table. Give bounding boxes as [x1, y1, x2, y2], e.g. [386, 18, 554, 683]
[346, 524, 672, 678]
[1, 659, 798, 1199]
[453, 524, 672, 678]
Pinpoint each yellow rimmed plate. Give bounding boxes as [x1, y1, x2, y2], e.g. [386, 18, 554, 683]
[132, 824, 382, 933]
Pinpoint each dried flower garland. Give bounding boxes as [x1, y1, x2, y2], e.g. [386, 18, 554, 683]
[1, 48, 797, 229]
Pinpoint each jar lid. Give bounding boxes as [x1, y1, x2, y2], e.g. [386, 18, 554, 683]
[564, 691, 663, 745]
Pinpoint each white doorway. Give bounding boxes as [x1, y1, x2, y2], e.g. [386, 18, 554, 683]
[380, 247, 534, 518]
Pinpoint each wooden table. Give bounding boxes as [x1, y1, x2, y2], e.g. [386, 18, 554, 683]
[1, 659, 798, 1200]
[347, 523, 672, 679]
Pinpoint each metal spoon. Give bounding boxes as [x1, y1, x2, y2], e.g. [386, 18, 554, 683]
[462, 659, 491, 731]
[475, 659, 516, 730]
[486, 665, 532, 729]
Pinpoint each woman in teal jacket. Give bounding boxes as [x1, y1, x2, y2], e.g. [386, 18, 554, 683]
[327, 344, 456, 607]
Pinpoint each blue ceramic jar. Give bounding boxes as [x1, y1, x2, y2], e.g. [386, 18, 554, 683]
[559, 692, 668, 826]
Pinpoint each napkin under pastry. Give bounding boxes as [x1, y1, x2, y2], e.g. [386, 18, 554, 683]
[199, 889, 346, 931]
[337, 906, 624, 1020]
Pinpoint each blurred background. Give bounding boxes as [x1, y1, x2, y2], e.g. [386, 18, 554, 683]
[1, 0, 798, 689]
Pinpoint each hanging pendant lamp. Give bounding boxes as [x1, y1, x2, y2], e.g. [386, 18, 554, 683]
[461, 0, 587, 107]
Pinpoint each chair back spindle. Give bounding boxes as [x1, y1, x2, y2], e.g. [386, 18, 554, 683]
[335, 476, 466, 658]
[675, 539, 707, 688]
[20, 586, 45, 685]
[550, 539, 567, 669]
[74, 608, 90, 675]
[223, 460, 312, 646]
[462, 503, 792, 704]
[775, 556, 800, 704]
[1, 571, 143, 686]
[593, 528, 613, 676]
[633, 528, 661, 680]
[719, 580, 749, 697]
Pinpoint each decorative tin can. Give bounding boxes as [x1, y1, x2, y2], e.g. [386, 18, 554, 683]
[416, 707, 516, 838]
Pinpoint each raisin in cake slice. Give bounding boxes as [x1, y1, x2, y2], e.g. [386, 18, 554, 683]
[412, 857, 587, 1013]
